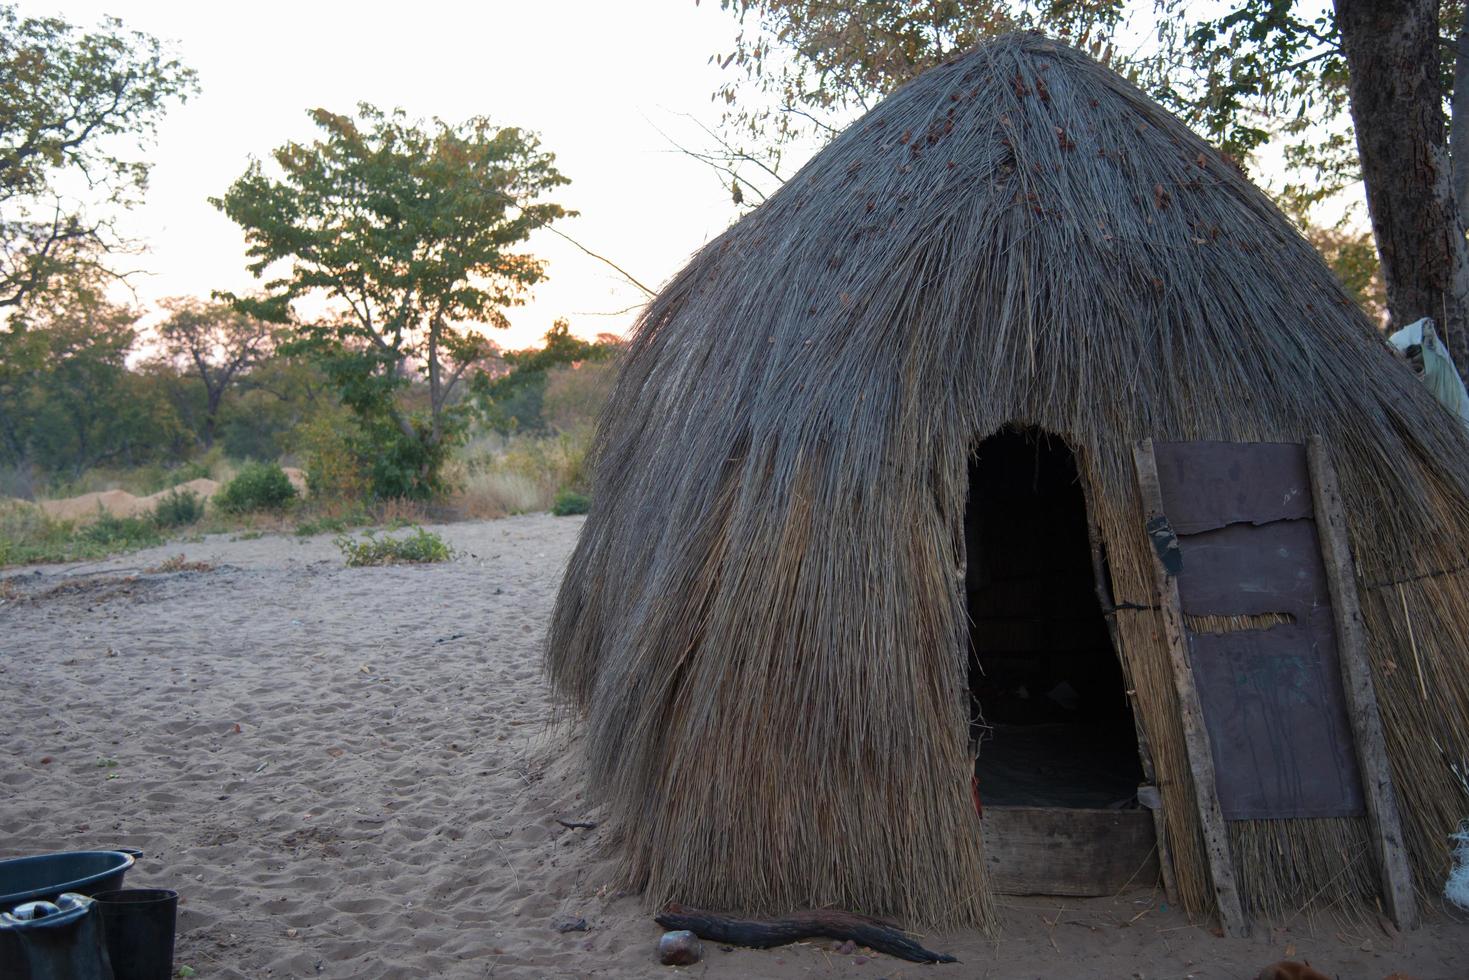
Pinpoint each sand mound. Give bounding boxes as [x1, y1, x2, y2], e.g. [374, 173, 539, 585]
[39, 488, 153, 521]
[35, 469, 307, 523]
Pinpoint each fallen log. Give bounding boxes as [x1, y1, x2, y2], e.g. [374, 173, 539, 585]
[653, 904, 957, 964]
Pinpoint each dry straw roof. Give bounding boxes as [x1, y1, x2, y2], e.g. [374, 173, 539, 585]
[548, 32, 1469, 929]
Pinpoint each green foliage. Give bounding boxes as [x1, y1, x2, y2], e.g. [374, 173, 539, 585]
[74, 510, 160, 552]
[541, 357, 618, 433]
[474, 320, 616, 434]
[362, 413, 454, 501]
[214, 103, 572, 499]
[448, 429, 593, 517]
[487, 431, 589, 494]
[0, 4, 196, 308]
[550, 488, 591, 516]
[0, 270, 189, 475]
[152, 488, 205, 528]
[335, 525, 453, 566]
[216, 356, 323, 461]
[290, 409, 371, 503]
[214, 461, 298, 514]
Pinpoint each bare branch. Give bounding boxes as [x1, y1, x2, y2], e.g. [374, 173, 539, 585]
[644, 116, 772, 205]
[542, 225, 657, 297]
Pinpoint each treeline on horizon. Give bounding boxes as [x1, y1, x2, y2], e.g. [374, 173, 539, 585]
[0, 274, 620, 502]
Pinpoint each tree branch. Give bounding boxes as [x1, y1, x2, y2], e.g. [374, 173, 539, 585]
[542, 225, 656, 297]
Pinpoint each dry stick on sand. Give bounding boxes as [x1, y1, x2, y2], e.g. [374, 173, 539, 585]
[653, 904, 958, 964]
[555, 818, 598, 830]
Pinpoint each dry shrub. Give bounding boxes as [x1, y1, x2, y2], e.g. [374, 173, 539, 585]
[449, 469, 542, 518]
[543, 359, 618, 432]
[146, 554, 214, 574]
[446, 429, 591, 517]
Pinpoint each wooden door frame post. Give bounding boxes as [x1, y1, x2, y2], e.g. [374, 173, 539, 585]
[1133, 440, 1249, 937]
[1306, 435, 1419, 930]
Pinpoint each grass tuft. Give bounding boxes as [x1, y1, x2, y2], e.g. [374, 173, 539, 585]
[152, 488, 206, 528]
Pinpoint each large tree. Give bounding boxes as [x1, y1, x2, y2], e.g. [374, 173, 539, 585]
[0, 269, 182, 474]
[213, 104, 570, 498]
[0, 5, 196, 309]
[710, 1, 1469, 372]
[156, 297, 275, 448]
[1335, 0, 1469, 373]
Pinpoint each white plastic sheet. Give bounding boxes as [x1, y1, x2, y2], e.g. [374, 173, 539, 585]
[1388, 317, 1469, 427]
[1449, 822, 1469, 911]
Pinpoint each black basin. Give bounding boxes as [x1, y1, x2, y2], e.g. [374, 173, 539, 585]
[0, 851, 138, 908]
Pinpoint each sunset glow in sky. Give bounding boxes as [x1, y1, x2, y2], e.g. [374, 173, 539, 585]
[24, 1, 787, 348]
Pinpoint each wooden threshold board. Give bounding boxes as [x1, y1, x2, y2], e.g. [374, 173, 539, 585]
[982, 805, 1160, 897]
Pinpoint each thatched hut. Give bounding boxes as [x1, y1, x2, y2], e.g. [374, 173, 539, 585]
[547, 33, 1469, 932]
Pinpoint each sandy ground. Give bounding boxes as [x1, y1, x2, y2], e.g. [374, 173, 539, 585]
[3, 515, 1467, 979]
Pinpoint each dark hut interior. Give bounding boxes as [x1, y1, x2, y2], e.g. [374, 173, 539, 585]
[965, 427, 1144, 809]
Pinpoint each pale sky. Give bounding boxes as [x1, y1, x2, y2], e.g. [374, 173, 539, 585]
[24, 0, 785, 348]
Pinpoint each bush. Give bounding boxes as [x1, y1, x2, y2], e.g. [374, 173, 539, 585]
[152, 488, 205, 528]
[76, 511, 160, 551]
[335, 526, 453, 567]
[550, 488, 591, 516]
[214, 462, 298, 514]
[292, 412, 371, 503]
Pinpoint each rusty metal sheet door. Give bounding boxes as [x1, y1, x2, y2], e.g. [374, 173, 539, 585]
[1152, 441, 1365, 821]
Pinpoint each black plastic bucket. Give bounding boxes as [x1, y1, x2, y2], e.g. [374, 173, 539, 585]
[94, 889, 176, 980]
[0, 851, 138, 907]
[0, 892, 114, 980]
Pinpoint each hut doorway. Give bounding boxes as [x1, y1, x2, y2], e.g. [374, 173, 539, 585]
[964, 427, 1144, 810]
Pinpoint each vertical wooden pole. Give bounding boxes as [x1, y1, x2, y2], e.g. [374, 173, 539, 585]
[1306, 435, 1419, 930]
[1132, 440, 1248, 937]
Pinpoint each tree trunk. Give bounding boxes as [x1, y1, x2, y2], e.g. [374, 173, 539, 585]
[203, 385, 223, 449]
[1451, 6, 1469, 215]
[1336, 0, 1469, 379]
